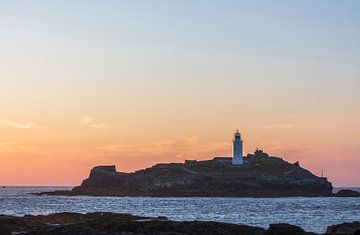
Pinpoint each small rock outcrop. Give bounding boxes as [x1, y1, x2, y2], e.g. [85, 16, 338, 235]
[334, 190, 360, 197]
[265, 223, 315, 235]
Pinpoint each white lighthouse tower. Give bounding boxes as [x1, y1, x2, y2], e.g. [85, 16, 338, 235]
[232, 130, 243, 165]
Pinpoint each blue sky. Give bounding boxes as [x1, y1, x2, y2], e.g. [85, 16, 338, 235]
[2, 1, 360, 65]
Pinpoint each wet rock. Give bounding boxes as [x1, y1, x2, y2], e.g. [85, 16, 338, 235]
[0, 212, 265, 235]
[0, 224, 11, 235]
[1, 212, 359, 234]
[326, 222, 360, 235]
[265, 223, 314, 235]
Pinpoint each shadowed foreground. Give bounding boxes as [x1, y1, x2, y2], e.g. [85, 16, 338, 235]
[0, 212, 359, 235]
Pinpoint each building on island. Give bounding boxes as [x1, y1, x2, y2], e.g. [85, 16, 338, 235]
[213, 130, 244, 166]
[183, 131, 284, 168]
[232, 130, 243, 165]
[183, 131, 283, 169]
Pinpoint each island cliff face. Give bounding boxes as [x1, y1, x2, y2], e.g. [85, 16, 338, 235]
[45, 151, 333, 197]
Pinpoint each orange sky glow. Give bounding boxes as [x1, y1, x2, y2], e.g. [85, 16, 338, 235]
[1, 2, 359, 187]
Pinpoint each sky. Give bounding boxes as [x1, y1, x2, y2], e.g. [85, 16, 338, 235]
[0, 1, 359, 186]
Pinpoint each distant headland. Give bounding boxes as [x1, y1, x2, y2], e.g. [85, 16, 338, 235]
[38, 131, 358, 198]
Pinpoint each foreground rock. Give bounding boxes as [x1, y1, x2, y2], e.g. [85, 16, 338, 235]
[0, 212, 359, 235]
[38, 150, 333, 197]
[265, 224, 315, 235]
[326, 222, 360, 235]
[0, 212, 265, 235]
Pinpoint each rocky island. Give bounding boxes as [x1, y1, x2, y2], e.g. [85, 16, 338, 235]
[40, 149, 334, 197]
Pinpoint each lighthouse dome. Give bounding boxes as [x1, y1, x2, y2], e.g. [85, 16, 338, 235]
[234, 130, 241, 138]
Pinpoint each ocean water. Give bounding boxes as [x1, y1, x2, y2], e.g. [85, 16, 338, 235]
[0, 187, 359, 234]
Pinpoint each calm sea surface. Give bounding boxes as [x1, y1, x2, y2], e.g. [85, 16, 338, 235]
[0, 187, 359, 233]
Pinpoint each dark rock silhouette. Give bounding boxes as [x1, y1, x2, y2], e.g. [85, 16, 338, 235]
[326, 222, 360, 235]
[0, 212, 359, 235]
[265, 223, 315, 235]
[0, 212, 265, 235]
[39, 152, 333, 197]
[334, 190, 360, 197]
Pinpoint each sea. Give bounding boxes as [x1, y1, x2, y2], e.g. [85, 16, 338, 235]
[0, 187, 359, 234]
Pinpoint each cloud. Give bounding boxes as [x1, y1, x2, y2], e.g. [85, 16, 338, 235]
[79, 115, 111, 129]
[79, 116, 93, 125]
[0, 141, 47, 154]
[261, 124, 293, 129]
[0, 142, 17, 150]
[97, 136, 231, 161]
[91, 123, 111, 129]
[0, 119, 44, 129]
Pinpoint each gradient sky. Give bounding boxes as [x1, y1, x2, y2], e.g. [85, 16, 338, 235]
[0, 1, 359, 186]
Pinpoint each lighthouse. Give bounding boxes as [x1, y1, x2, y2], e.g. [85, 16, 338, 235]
[232, 130, 243, 165]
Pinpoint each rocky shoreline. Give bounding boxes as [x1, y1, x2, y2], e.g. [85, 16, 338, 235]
[37, 189, 360, 198]
[0, 212, 359, 235]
